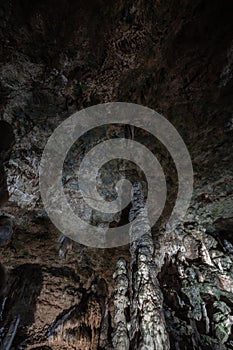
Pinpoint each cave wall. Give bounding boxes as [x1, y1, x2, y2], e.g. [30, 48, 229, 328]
[0, 0, 233, 349]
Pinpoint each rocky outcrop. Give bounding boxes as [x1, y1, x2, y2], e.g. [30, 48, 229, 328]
[159, 223, 233, 349]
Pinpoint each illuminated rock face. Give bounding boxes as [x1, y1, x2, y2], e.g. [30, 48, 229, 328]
[112, 183, 169, 350]
[112, 258, 130, 350]
[0, 0, 233, 349]
[127, 182, 170, 350]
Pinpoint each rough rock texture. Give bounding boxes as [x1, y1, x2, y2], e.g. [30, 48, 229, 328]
[0, 0, 233, 349]
[112, 258, 129, 350]
[128, 182, 170, 349]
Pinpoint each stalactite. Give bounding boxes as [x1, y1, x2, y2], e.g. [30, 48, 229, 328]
[0, 297, 6, 321]
[99, 301, 110, 349]
[47, 287, 104, 349]
[58, 235, 73, 260]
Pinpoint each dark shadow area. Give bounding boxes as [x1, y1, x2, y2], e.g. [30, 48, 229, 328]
[0, 121, 15, 208]
[0, 264, 43, 345]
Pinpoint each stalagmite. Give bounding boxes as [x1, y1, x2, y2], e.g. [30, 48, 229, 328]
[112, 258, 130, 350]
[128, 182, 170, 350]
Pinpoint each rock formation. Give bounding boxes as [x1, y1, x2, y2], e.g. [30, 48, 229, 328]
[0, 0, 233, 349]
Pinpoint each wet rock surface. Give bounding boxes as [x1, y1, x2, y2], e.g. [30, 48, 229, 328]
[0, 0, 233, 349]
